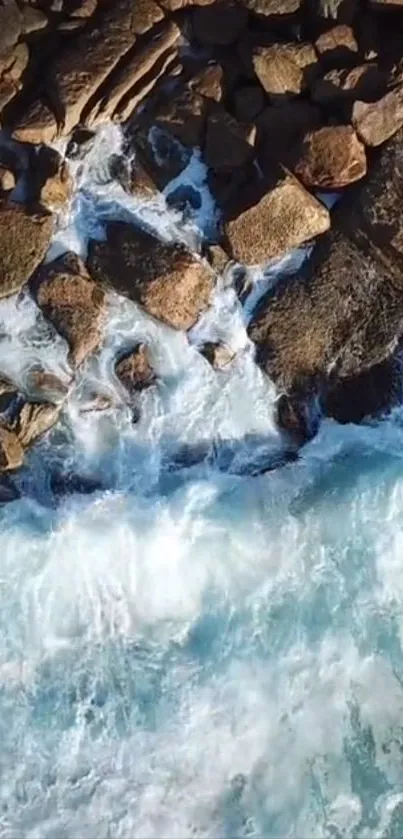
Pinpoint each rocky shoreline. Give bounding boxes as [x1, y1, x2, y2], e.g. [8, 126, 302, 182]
[0, 0, 403, 494]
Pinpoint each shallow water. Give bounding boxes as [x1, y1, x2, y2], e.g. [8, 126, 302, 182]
[1, 125, 403, 839]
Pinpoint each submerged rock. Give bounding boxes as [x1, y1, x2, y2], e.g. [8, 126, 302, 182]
[0, 201, 53, 298]
[33, 253, 106, 368]
[199, 341, 236, 369]
[0, 474, 20, 503]
[115, 344, 157, 396]
[87, 222, 215, 331]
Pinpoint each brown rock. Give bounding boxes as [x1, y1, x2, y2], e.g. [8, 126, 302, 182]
[224, 169, 330, 265]
[115, 344, 156, 395]
[315, 25, 358, 68]
[12, 99, 57, 145]
[294, 125, 367, 189]
[199, 341, 236, 369]
[34, 253, 106, 368]
[158, 0, 215, 9]
[4, 43, 30, 84]
[352, 89, 403, 147]
[0, 167, 15, 192]
[252, 42, 318, 102]
[233, 84, 265, 122]
[0, 426, 23, 472]
[0, 3, 21, 57]
[24, 367, 71, 402]
[0, 201, 53, 299]
[192, 1, 248, 46]
[205, 109, 255, 171]
[109, 154, 159, 199]
[127, 119, 191, 191]
[86, 21, 180, 126]
[257, 101, 322, 168]
[87, 222, 215, 331]
[312, 63, 387, 109]
[240, 0, 301, 15]
[155, 87, 208, 147]
[34, 147, 72, 210]
[13, 401, 61, 448]
[21, 6, 48, 34]
[71, 0, 98, 17]
[188, 64, 224, 102]
[207, 243, 230, 272]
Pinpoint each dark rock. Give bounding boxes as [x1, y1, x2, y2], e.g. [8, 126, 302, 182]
[127, 121, 191, 191]
[204, 109, 255, 170]
[312, 63, 388, 111]
[87, 222, 215, 330]
[115, 344, 156, 395]
[0, 375, 18, 414]
[275, 391, 319, 445]
[256, 101, 322, 168]
[33, 253, 106, 368]
[30, 146, 72, 210]
[224, 168, 330, 265]
[352, 89, 403, 147]
[192, 1, 248, 46]
[233, 84, 265, 122]
[293, 125, 367, 189]
[252, 42, 318, 103]
[0, 474, 20, 504]
[155, 87, 209, 148]
[12, 99, 58, 145]
[315, 24, 358, 69]
[109, 154, 159, 199]
[65, 127, 96, 160]
[0, 201, 53, 299]
[50, 471, 104, 497]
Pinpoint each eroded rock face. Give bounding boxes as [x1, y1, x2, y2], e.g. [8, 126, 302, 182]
[87, 222, 215, 331]
[224, 169, 330, 265]
[115, 344, 156, 396]
[0, 201, 53, 298]
[294, 125, 367, 189]
[33, 253, 106, 368]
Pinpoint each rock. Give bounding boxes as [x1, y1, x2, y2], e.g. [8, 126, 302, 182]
[158, 0, 215, 9]
[86, 21, 180, 126]
[188, 64, 224, 102]
[65, 127, 96, 160]
[0, 3, 21, 57]
[24, 367, 71, 402]
[240, 0, 301, 15]
[21, 6, 48, 34]
[12, 401, 61, 448]
[0, 167, 15, 191]
[50, 471, 104, 497]
[87, 222, 215, 331]
[115, 48, 179, 123]
[0, 426, 23, 472]
[0, 201, 53, 299]
[257, 101, 322, 168]
[33, 253, 106, 368]
[206, 243, 230, 272]
[70, 0, 97, 17]
[293, 125, 367, 189]
[252, 42, 318, 102]
[12, 99, 58, 145]
[0, 375, 18, 414]
[115, 344, 156, 395]
[32, 147, 72, 210]
[0, 474, 20, 503]
[224, 169, 330, 265]
[192, 1, 248, 46]
[199, 341, 236, 369]
[3, 43, 30, 84]
[12, 0, 165, 141]
[204, 109, 255, 170]
[155, 87, 208, 148]
[233, 84, 265, 122]
[352, 89, 403, 147]
[316, 0, 357, 22]
[109, 154, 159, 199]
[312, 64, 387, 110]
[322, 355, 402, 424]
[127, 121, 191, 190]
[275, 392, 318, 445]
[315, 25, 358, 68]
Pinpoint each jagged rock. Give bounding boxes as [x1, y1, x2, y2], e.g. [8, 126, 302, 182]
[188, 64, 224, 102]
[0, 426, 23, 472]
[199, 341, 236, 369]
[204, 110, 255, 170]
[33, 253, 106, 368]
[50, 471, 104, 497]
[315, 24, 358, 68]
[0, 201, 53, 298]
[0, 167, 15, 191]
[192, 1, 248, 46]
[13, 99, 58, 145]
[87, 222, 215, 331]
[240, 0, 301, 15]
[115, 344, 156, 395]
[24, 367, 71, 402]
[352, 89, 403, 147]
[322, 355, 402, 424]
[21, 6, 48, 34]
[12, 401, 61, 448]
[233, 84, 265, 122]
[31, 147, 72, 210]
[12, 0, 165, 142]
[0, 3, 21, 57]
[312, 64, 387, 110]
[294, 125, 367, 189]
[224, 169, 330, 265]
[86, 21, 180, 126]
[155, 87, 208, 148]
[252, 43, 318, 102]
[257, 101, 322, 168]
[115, 48, 179, 122]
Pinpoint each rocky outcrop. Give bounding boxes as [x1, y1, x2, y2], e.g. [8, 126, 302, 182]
[115, 344, 156, 395]
[0, 201, 53, 299]
[33, 253, 106, 368]
[294, 125, 367, 189]
[224, 169, 330, 265]
[87, 222, 215, 331]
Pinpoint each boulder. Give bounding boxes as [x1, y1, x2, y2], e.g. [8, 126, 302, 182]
[13, 99, 58, 145]
[155, 87, 209, 148]
[188, 64, 224, 102]
[3, 43, 30, 84]
[199, 341, 236, 369]
[224, 168, 330, 265]
[240, 0, 301, 15]
[158, 0, 215, 9]
[33, 253, 106, 368]
[30, 146, 72, 210]
[322, 355, 402, 424]
[312, 64, 387, 110]
[0, 426, 23, 472]
[109, 154, 159, 199]
[293, 125, 367, 189]
[115, 344, 156, 395]
[0, 375, 18, 414]
[256, 101, 322, 168]
[315, 24, 358, 68]
[12, 401, 61, 448]
[0, 3, 21, 57]
[24, 367, 71, 402]
[204, 109, 255, 170]
[126, 121, 191, 190]
[233, 84, 265, 121]
[0, 201, 53, 298]
[352, 89, 403, 147]
[114, 48, 179, 123]
[192, 1, 248, 46]
[87, 222, 215, 331]
[0, 167, 15, 192]
[252, 42, 318, 102]
[21, 6, 48, 34]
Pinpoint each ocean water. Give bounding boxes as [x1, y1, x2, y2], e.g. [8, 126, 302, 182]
[1, 125, 403, 838]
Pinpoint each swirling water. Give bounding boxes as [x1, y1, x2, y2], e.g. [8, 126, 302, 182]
[1, 125, 403, 838]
